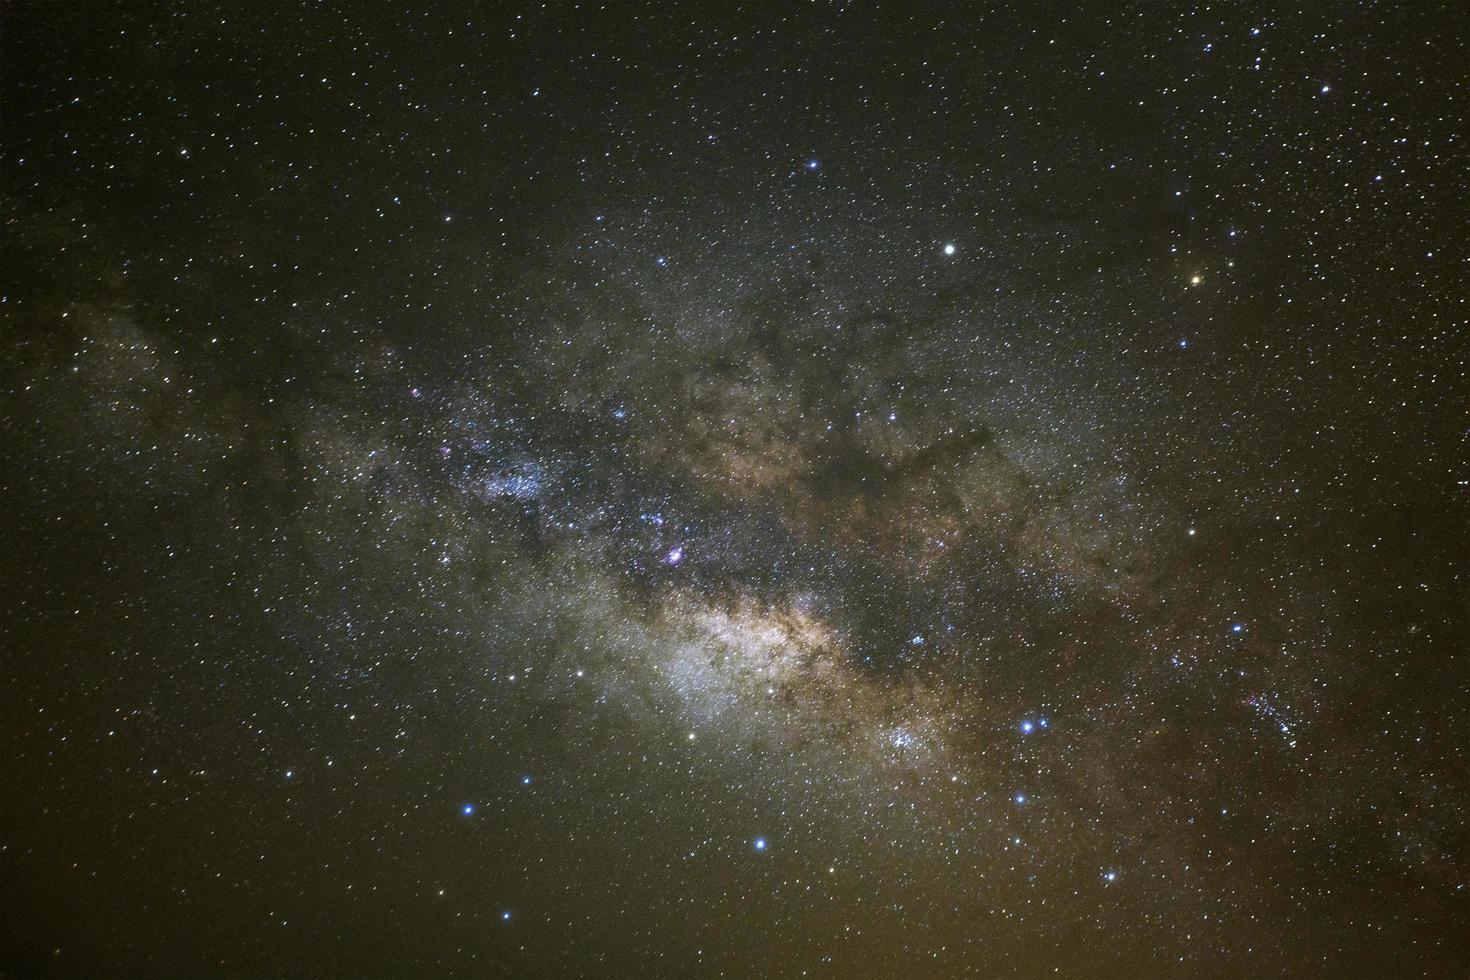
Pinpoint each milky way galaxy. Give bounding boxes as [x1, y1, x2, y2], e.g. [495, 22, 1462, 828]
[3, 3, 1467, 977]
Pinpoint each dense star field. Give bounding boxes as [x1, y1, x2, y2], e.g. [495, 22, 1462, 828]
[2, 3, 1467, 977]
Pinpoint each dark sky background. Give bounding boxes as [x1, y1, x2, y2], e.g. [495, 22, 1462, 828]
[2, 2, 1467, 977]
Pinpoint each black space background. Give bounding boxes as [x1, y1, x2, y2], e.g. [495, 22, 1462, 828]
[3, 3, 1468, 977]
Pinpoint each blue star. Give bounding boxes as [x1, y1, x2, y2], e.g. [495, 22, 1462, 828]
[501, 910, 512, 921]
[805, 159, 820, 171]
[753, 837, 768, 852]
[461, 803, 476, 816]
[1013, 793, 1028, 805]
[521, 774, 533, 786]
[1019, 720, 1035, 734]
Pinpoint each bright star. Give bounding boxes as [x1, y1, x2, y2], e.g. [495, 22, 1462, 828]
[462, 803, 476, 816]
[943, 243, 956, 256]
[753, 837, 768, 851]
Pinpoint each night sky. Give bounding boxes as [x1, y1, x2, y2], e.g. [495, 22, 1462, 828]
[3, 3, 1468, 977]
